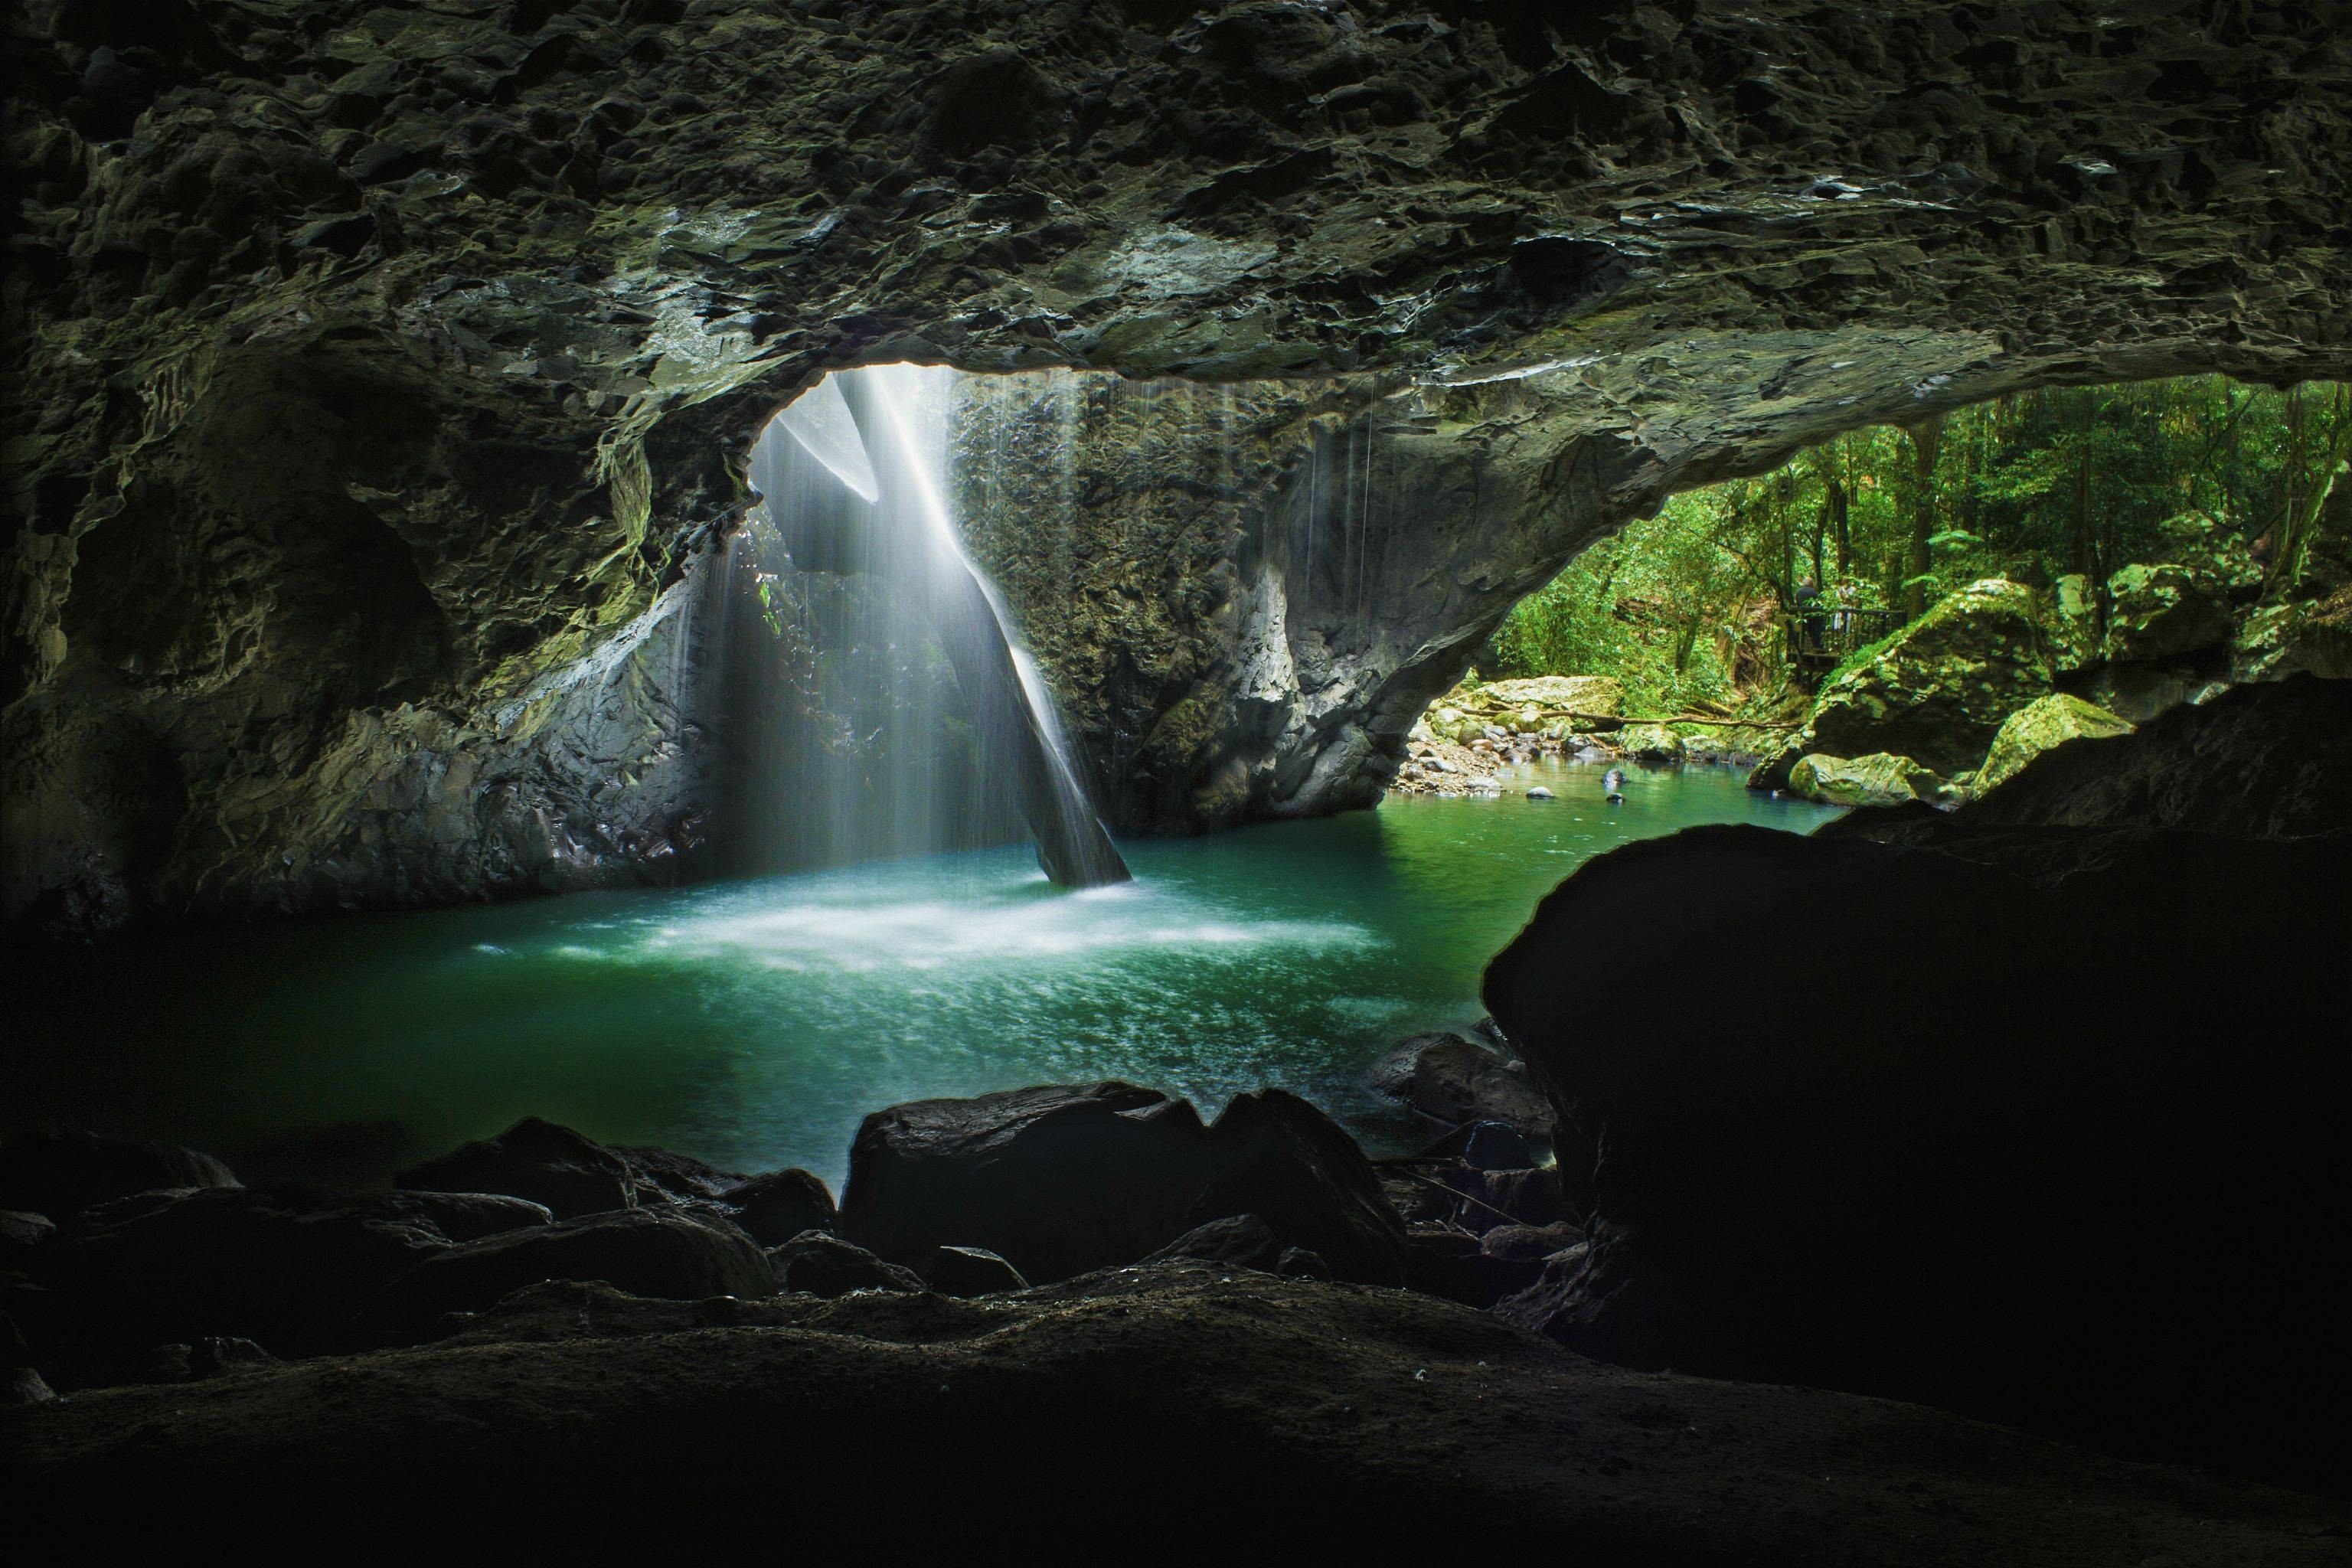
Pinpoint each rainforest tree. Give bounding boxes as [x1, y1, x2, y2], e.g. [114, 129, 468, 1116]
[1485, 377, 2352, 707]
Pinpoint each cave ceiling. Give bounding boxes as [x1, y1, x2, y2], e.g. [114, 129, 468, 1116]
[5, 0, 2350, 930]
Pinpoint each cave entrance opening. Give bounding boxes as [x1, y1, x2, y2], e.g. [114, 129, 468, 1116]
[1423, 373, 2352, 806]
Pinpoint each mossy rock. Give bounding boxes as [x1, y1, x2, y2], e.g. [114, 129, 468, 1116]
[1473, 676, 1624, 718]
[1614, 724, 1686, 763]
[1786, 752, 1949, 808]
[2105, 562, 2235, 663]
[1807, 579, 2053, 776]
[2148, 512, 2265, 594]
[2050, 574, 2102, 675]
[2233, 583, 2352, 681]
[1974, 694, 2135, 795]
[1746, 725, 1817, 792]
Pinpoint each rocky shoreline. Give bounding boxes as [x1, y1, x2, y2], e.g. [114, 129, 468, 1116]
[2, 1047, 1590, 1406]
[8, 1075, 2351, 1557]
[1390, 675, 1778, 798]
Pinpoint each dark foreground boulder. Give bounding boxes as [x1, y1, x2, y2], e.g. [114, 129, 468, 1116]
[6, 1266, 2344, 1560]
[364, 1208, 771, 1342]
[0, 1132, 237, 1220]
[1485, 818, 2352, 1493]
[1480, 1221, 1584, 1262]
[396, 1121, 839, 1248]
[925, 1245, 1027, 1297]
[1143, 1214, 1285, 1272]
[838, 1083, 1201, 1283]
[768, 1231, 923, 1298]
[0, 1210, 56, 1258]
[129, 1335, 279, 1385]
[1188, 1090, 1409, 1285]
[722, 1168, 838, 1246]
[1366, 1033, 1556, 1141]
[838, 1083, 1406, 1286]
[34, 1185, 552, 1363]
[612, 1145, 745, 1204]
[396, 1117, 640, 1219]
[4, 1366, 56, 1406]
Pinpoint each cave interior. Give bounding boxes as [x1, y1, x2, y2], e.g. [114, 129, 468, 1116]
[3, 0, 2350, 1556]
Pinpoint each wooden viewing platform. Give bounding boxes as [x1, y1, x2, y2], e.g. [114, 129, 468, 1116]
[1785, 607, 1906, 677]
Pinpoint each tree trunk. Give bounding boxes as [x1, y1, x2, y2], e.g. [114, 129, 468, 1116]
[1905, 416, 1943, 617]
[1819, 443, 1851, 574]
[2073, 430, 2096, 581]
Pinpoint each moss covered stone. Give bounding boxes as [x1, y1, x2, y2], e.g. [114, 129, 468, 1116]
[1430, 676, 1623, 743]
[2104, 562, 2236, 663]
[2234, 586, 2352, 681]
[1805, 580, 2054, 778]
[1613, 724, 1687, 763]
[1973, 694, 2136, 795]
[1474, 677, 1624, 717]
[1787, 752, 1949, 808]
[2050, 575, 2102, 675]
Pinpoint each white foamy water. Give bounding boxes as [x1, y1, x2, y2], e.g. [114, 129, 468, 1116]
[639, 866, 1370, 975]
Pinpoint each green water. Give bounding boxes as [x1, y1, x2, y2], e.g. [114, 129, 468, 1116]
[8, 761, 1837, 1187]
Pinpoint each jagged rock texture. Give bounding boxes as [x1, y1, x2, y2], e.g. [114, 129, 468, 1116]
[7, 0, 2352, 926]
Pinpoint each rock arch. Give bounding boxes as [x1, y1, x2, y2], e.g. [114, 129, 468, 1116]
[8, 0, 2350, 929]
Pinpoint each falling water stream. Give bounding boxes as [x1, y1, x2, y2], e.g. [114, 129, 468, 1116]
[750, 364, 1127, 887]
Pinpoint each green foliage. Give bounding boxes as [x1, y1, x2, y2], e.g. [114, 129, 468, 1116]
[1486, 501, 1748, 714]
[1488, 376, 2352, 701]
[1821, 626, 1906, 688]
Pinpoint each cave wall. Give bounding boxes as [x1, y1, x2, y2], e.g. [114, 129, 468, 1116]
[7, 0, 2352, 930]
[952, 369, 1652, 827]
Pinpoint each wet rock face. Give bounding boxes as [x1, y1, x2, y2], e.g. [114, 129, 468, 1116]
[951, 373, 1642, 824]
[8, 2, 2352, 926]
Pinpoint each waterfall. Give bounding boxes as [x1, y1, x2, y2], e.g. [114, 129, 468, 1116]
[744, 364, 1130, 889]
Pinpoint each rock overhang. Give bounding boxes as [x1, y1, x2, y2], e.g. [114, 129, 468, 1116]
[8, 0, 2352, 930]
